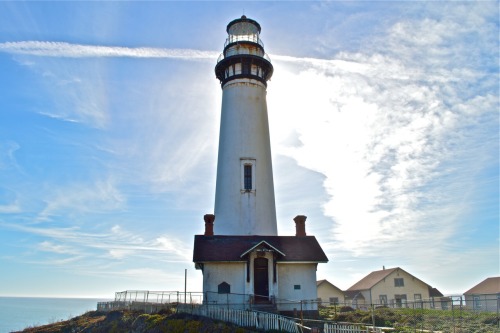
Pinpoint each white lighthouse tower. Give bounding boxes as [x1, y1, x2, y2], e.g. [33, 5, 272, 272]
[214, 15, 277, 236]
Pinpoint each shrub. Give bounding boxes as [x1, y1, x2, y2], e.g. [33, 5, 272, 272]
[339, 306, 355, 312]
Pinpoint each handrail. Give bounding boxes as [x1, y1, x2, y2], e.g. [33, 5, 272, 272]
[224, 35, 264, 48]
[217, 51, 272, 64]
[177, 303, 301, 333]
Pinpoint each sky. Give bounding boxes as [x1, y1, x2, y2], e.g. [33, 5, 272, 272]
[0, 1, 498, 298]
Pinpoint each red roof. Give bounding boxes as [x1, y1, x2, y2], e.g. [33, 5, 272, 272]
[317, 279, 344, 293]
[464, 277, 500, 295]
[347, 267, 398, 291]
[346, 267, 438, 293]
[193, 235, 328, 263]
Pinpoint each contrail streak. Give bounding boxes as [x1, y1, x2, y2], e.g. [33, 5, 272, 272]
[0, 41, 219, 59]
[0, 40, 333, 66]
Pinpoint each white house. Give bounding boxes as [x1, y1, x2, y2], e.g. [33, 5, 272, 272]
[317, 280, 346, 306]
[345, 267, 446, 309]
[464, 277, 500, 312]
[193, 215, 328, 315]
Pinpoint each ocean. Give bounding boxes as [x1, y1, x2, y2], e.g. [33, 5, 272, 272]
[0, 297, 111, 333]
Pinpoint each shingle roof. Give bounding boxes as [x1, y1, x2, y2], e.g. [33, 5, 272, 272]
[317, 279, 329, 286]
[464, 277, 500, 295]
[317, 279, 344, 293]
[347, 267, 440, 294]
[347, 267, 398, 291]
[193, 235, 328, 263]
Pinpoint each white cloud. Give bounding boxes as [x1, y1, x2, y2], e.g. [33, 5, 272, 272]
[37, 179, 125, 222]
[38, 241, 77, 255]
[155, 236, 192, 262]
[1, 221, 193, 273]
[16, 57, 111, 128]
[0, 201, 21, 213]
[0, 141, 20, 170]
[269, 3, 498, 264]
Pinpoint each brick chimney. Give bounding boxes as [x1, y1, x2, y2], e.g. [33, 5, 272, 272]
[294, 215, 307, 237]
[204, 214, 215, 236]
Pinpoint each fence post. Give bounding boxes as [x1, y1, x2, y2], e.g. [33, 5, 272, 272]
[497, 296, 500, 328]
[371, 303, 375, 333]
[300, 300, 303, 326]
[452, 295, 455, 333]
[459, 296, 463, 332]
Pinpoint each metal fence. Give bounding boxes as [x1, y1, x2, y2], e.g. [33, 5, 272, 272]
[97, 291, 500, 332]
[307, 296, 500, 333]
[97, 290, 204, 313]
[113, 290, 204, 304]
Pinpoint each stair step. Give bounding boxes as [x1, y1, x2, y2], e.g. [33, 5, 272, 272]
[252, 304, 278, 313]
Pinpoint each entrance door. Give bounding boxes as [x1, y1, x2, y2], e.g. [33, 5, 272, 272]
[254, 257, 269, 303]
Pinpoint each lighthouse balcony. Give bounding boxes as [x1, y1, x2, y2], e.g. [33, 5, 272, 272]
[215, 55, 273, 86]
[225, 34, 264, 48]
[217, 51, 271, 64]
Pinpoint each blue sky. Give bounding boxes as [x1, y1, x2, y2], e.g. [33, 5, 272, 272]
[0, 1, 498, 298]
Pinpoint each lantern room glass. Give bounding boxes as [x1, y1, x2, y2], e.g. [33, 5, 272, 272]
[227, 21, 262, 46]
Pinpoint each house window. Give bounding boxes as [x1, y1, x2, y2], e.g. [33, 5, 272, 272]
[379, 295, 387, 306]
[395, 294, 407, 308]
[394, 278, 404, 287]
[218, 282, 230, 294]
[414, 294, 422, 309]
[329, 297, 339, 305]
[241, 159, 255, 191]
[473, 296, 481, 310]
[294, 285, 301, 290]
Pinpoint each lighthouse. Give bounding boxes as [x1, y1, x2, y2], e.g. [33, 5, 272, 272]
[193, 16, 327, 316]
[214, 15, 277, 236]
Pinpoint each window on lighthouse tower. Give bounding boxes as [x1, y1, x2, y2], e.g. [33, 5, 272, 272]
[244, 165, 252, 190]
[241, 158, 255, 192]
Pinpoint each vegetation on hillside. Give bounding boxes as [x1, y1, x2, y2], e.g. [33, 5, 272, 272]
[16, 305, 500, 333]
[16, 310, 259, 333]
[318, 305, 500, 333]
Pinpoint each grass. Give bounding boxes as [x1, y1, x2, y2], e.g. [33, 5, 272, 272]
[17, 310, 260, 333]
[17, 305, 500, 332]
[318, 305, 500, 333]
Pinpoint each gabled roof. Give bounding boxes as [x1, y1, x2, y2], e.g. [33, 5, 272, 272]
[240, 240, 286, 258]
[347, 267, 398, 291]
[464, 277, 500, 295]
[317, 279, 344, 293]
[193, 235, 328, 263]
[317, 279, 331, 287]
[347, 267, 436, 292]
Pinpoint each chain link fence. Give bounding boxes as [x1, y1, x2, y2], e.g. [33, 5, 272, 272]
[303, 296, 500, 332]
[98, 291, 500, 332]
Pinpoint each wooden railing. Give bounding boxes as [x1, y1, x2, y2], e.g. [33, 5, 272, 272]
[96, 290, 405, 332]
[177, 303, 301, 333]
